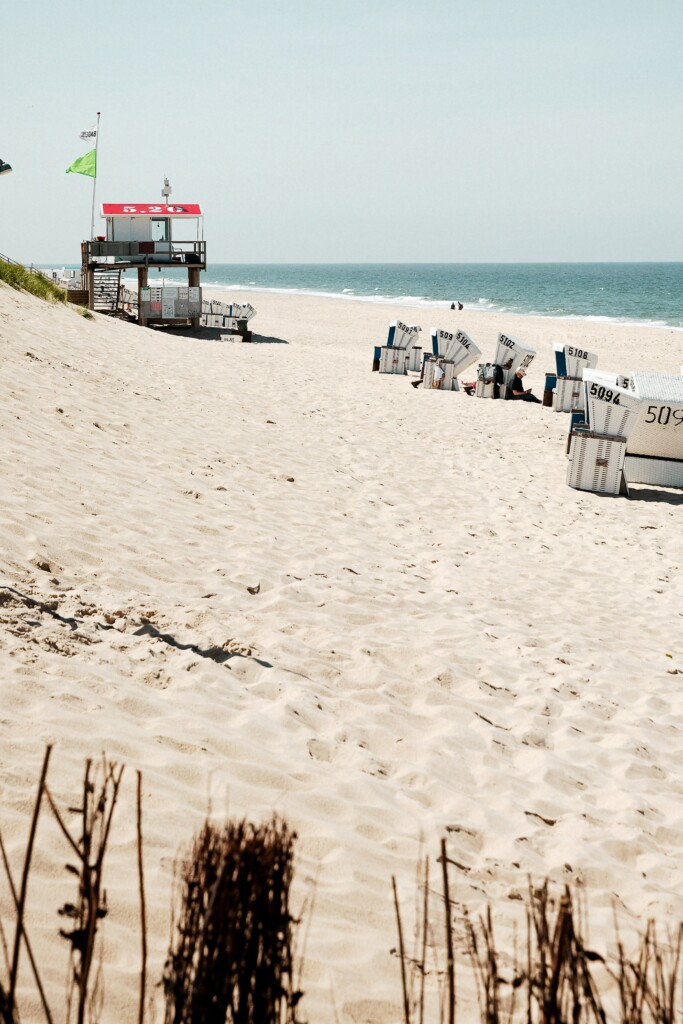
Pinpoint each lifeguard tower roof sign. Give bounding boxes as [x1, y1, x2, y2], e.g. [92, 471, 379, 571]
[101, 203, 202, 217]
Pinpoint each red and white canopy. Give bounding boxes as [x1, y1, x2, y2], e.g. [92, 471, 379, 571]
[101, 203, 202, 217]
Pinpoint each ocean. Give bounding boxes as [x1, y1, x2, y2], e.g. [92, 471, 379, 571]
[86, 263, 683, 329]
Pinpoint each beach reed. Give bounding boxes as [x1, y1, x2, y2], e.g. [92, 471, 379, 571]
[0, 750, 308, 1024]
[163, 816, 303, 1024]
[47, 756, 124, 1024]
[0, 261, 67, 303]
[0, 745, 53, 1024]
[392, 845, 683, 1024]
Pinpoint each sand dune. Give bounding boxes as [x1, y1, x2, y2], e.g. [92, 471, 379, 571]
[1, 281, 682, 1021]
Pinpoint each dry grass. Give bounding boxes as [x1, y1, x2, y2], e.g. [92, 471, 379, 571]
[0, 751, 305, 1024]
[163, 817, 303, 1024]
[0, 261, 67, 303]
[392, 848, 682, 1024]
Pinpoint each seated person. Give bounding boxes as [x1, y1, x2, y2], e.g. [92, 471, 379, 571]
[509, 369, 541, 403]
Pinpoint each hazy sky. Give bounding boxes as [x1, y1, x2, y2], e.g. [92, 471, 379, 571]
[2, 0, 682, 263]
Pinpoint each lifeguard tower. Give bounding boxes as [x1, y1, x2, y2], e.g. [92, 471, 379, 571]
[81, 180, 206, 328]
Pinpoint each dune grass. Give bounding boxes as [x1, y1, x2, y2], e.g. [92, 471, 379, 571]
[0, 260, 67, 303]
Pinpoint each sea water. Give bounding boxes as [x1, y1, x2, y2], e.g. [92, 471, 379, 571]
[118, 263, 683, 329]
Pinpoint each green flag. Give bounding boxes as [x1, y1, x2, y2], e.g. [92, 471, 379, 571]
[66, 149, 96, 177]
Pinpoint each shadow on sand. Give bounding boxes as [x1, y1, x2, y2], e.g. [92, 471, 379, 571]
[626, 485, 683, 505]
[160, 325, 288, 345]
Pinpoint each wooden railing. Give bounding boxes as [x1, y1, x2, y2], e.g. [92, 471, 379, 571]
[82, 239, 206, 267]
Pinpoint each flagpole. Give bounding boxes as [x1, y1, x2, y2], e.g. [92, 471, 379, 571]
[89, 111, 101, 240]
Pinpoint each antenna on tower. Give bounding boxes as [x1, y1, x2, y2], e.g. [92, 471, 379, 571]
[162, 177, 172, 202]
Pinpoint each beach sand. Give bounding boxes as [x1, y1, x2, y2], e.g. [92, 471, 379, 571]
[1, 281, 682, 1021]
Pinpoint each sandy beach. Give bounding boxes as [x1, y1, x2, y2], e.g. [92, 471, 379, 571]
[1, 281, 683, 1021]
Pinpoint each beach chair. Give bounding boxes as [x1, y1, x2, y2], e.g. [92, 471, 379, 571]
[552, 344, 598, 412]
[567, 431, 629, 495]
[377, 320, 422, 374]
[581, 371, 640, 436]
[423, 357, 456, 390]
[425, 328, 482, 391]
[202, 300, 256, 341]
[476, 333, 536, 399]
[221, 302, 256, 342]
[475, 363, 499, 398]
[566, 373, 642, 496]
[623, 372, 683, 487]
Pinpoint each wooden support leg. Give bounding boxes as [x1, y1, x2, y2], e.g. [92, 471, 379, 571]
[188, 267, 200, 330]
[138, 267, 148, 326]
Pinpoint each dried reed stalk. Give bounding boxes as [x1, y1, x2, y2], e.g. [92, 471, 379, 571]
[0, 829, 53, 1023]
[419, 858, 429, 1024]
[163, 815, 302, 1024]
[47, 755, 124, 1024]
[393, 876, 411, 1024]
[137, 770, 148, 1024]
[464, 905, 506, 1024]
[645, 921, 682, 1024]
[618, 920, 683, 1024]
[7, 745, 52, 1019]
[440, 839, 455, 1024]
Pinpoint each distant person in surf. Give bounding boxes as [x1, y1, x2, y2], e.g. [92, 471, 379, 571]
[509, 369, 541, 403]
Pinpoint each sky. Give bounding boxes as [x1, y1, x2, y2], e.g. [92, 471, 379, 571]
[1, 0, 682, 264]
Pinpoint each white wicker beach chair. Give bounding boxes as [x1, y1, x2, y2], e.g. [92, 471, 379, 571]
[553, 344, 598, 412]
[379, 320, 422, 375]
[567, 432, 629, 495]
[425, 328, 482, 391]
[201, 300, 256, 339]
[494, 332, 536, 398]
[582, 372, 642, 439]
[423, 357, 457, 391]
[623, 372, 683, 487]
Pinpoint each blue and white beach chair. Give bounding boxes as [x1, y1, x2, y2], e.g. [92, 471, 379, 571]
[552, 344, 598, 412]
[567, 372, 641, 495]
[423, 328, 482, 390]
[377, 320, 422, 374]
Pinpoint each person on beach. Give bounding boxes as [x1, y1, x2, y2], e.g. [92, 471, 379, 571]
[509, 369, 541, 403]
[432, 362, 445, 389]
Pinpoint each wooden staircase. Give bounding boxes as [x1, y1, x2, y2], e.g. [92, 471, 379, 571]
[92, 267, 122, 313]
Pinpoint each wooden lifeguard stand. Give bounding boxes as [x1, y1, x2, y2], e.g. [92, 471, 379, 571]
[81, 182, 206, 328]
